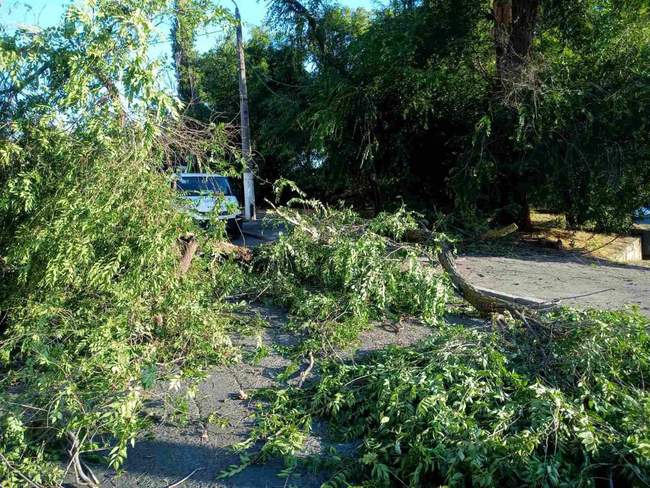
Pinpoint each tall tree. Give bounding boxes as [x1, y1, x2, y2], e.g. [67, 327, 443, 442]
[171, 0, 202, 114]
[490, 0, 540, 229]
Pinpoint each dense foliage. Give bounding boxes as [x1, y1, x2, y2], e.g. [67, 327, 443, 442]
[0, 1, 240, 484]
[242, 308, 650, 486]
[2, 0, 649, 485]
[252, 189, 449, 353]
[194, 0, 650, 230]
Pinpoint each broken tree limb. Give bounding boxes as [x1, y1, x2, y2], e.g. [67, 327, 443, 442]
[66, 432, 99, 488]
[297, 351, 315, 388]
[0, 451, 44, 488]
[265, 205, 555, 320]
[473, 286, 550, 309]
[213, 240, 253, 262]
[178, 234, 199, 275]
[165, 467, 206, 488]
[179, 234, 252, 275]
[264, 199, 321, 241]
[436, 242, 557, 317]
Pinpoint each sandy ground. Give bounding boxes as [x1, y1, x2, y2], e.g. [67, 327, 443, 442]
[72, 222, 649, 487]
[457, 244, 650, 316]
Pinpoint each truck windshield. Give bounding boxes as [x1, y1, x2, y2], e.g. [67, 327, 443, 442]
[177, 176, 232, 195]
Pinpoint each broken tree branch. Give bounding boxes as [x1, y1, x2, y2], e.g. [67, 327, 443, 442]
[436, 242, 557, 318]
[264, 199, 321, 241]
[297, 351, 315, 388]
[0, 451, 45, 488]
[166, 467, 206, 488]
[213, 240, 253, 262]
[66, 432, 99, 488]
[179, 233, 253, 275]
[178, 234, 199, 275]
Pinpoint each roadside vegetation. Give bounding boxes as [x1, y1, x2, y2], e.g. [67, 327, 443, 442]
[1, 0, 649, 487]
[194, 0, 650, 232]
[226, 209, 650, 487]
[0, 2, 242, 484]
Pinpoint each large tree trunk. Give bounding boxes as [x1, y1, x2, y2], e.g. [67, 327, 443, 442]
[494, 0, 539, 85]
[491, 0, 540, 230]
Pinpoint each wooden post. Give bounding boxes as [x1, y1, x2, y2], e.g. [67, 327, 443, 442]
[233, 1, 256, 220]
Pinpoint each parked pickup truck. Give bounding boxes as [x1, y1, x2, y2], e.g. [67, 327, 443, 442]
[175, 173, 242, 231]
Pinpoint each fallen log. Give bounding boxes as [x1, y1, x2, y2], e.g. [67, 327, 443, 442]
[436, 242, 557, 318]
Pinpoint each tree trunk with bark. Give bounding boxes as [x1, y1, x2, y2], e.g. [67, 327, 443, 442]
[491, 0, 540, 230]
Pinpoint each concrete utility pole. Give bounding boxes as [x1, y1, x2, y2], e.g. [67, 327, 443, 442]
[233, 1, 256, 220]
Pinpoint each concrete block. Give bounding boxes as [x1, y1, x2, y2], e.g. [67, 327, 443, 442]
[633, 224, 650, 259]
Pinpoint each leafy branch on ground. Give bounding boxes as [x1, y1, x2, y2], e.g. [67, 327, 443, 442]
[249, 191, 450, 358]
[237, 308, 650, 487]
[0, 2, 245, 485]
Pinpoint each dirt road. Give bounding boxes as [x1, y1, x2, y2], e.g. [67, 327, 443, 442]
[456, 245, 650, 316]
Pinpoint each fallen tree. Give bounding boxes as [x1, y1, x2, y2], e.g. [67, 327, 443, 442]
[251, 201, 450, 355]
[265, 191, 558, 322]
[436, 242, 557, 317]
[0, 2, 244, 484]
[229, 204, 650, 486]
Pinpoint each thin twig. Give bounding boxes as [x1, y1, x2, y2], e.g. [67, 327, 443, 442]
[166, 467, 206, 488]
[0, 451, 45, 488]
[297, 351, 315, 388]
[67, 431, 99, 487]
[554, 288, 615, 302]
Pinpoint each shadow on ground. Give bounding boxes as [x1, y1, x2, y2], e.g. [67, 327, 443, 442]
[464, 240, 650, 272]
[96, 439, 321, 487]
[458, 243, 650, 316]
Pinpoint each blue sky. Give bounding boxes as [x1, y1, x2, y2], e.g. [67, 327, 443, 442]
[2, 0, 376, 52]
[1, 0, 376, 91]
